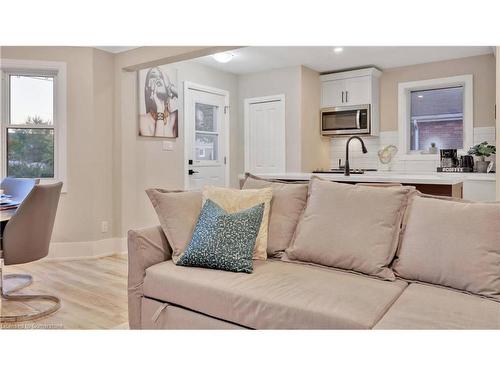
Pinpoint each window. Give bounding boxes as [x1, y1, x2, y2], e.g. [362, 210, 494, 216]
[1, 59, 66, 186]
[410, 86, 464, 151]
[194, 102, 219, 162]
[398, 75, 473, 159]
[6, 75, 55, 178]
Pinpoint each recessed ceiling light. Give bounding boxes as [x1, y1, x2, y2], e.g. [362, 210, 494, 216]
[212, 52, 234, 63]
[333, 47, 343, 54]
[418, 95, 424, 98]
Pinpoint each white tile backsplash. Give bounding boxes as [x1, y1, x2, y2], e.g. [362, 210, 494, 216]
[473, 126, 496, 144]
[329, 126, 496, 173]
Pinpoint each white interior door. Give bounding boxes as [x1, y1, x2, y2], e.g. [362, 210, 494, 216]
[184, 83, 229, 191]
[244, 95, 286, 174]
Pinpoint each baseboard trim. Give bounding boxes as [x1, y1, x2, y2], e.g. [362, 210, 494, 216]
[46, 237, 127, 261]
[41, 251, 128, 263]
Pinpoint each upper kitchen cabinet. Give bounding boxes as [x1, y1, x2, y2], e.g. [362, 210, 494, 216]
[320, 68, 381, 108]
[321, 79, 346, 107]
[320, 68, 382, 136]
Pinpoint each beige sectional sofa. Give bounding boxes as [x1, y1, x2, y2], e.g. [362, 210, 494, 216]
[128, 176, 500, 329]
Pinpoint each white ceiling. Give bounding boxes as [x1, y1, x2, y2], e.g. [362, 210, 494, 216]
[94, 46, 138, 54]
[194, 46, 494, 75]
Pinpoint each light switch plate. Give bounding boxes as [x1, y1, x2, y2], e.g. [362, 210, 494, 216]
[162, 141, 173, 151]
[101, 221, 109, 233]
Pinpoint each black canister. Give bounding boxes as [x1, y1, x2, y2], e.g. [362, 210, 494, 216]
[459, 155, 474, 168]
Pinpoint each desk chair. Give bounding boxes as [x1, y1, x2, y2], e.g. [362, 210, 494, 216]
[0, 182, 63, 323]
[0, 177, 39, 295]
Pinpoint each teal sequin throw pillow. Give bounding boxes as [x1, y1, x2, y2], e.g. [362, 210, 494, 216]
[177, 199, 264, 273]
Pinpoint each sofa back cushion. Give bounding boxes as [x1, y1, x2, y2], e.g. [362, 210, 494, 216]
[241, 173, 308, 257]
[146, 189, 202, 263]
[285, 177, 413, 280]
[393, 195, 500, 300]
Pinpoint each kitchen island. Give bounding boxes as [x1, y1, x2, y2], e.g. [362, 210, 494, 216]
[250, 171, 496, 199]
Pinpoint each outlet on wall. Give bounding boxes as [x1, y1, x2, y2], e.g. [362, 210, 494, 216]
[101, 221, 109, 233]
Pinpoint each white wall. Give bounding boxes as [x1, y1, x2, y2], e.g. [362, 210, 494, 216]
[380, 54, 496, 131]
[238, 66, 302, 172]
[0, 47, 116, 246]
[115, 60, 240, 237]
[300, 66, 330, 172]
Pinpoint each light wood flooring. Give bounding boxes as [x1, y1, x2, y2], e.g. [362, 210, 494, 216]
[1, 254, 129, 329]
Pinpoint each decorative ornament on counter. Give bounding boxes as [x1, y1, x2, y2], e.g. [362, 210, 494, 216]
[378, 145, 398, 171]
[378, 145, 398, 163]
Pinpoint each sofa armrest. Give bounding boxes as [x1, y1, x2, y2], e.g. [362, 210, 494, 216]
[128, 225, 172, 329]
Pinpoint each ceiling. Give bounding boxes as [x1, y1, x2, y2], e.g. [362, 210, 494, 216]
[94, 46, 138, 53]
[194, 46, 494, 75]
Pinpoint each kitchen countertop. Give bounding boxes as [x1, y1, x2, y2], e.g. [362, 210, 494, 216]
[249, 171, 496, 185]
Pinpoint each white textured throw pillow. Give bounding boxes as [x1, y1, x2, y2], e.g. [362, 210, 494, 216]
[202, 186, 273, 260]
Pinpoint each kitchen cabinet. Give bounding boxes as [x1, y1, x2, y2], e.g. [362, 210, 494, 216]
[463, 179, 496, 202]
[320, 68, 380, 108]
[344, 76, 371, 105]
[320, 67, 382, 136]
[321, 79, 345, 107]
[321, 75, 371, 107]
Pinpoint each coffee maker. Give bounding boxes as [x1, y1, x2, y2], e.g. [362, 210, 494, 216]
[440, 149, 458, 168]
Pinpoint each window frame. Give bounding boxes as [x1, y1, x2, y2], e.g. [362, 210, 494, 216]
[0, 59, 67, 191]
[398, 74, 473, 160]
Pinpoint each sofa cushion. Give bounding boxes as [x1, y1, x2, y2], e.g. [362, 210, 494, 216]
[143, 260, 407, 329]
[374, 283, 500, 329]
[241, 173, 308, 257]
[203, 186, 273, 260]
[285, 177, 413, 280]
[146, 189, 202, 263]
[141, 298, 244, 329]
[392, 195, 500, 301]
[177, 200, 264, 273]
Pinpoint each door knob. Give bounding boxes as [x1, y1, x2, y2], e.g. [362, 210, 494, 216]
[188, 169, 199, 175]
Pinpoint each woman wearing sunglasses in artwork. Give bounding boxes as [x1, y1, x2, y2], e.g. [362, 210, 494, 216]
[140, 67, 178, 137]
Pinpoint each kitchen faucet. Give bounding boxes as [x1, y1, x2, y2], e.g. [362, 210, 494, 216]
[345, 136, 368, 176]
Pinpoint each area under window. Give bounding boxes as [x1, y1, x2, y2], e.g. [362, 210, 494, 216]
[409, 86, 464, 151]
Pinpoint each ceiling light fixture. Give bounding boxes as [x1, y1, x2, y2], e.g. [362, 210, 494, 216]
[333, 47, 343, 54]
[418, 95, 424, 98]
[212, 52, 234, 63]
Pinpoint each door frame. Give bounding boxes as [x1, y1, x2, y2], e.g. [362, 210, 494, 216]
[183, 81, 230, 190]
[244, 94, 286, 173]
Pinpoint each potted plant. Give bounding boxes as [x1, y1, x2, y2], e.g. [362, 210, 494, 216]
[467, 141, 496, 173]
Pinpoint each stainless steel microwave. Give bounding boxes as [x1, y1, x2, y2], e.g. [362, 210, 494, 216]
[321, 104, 371, 136]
